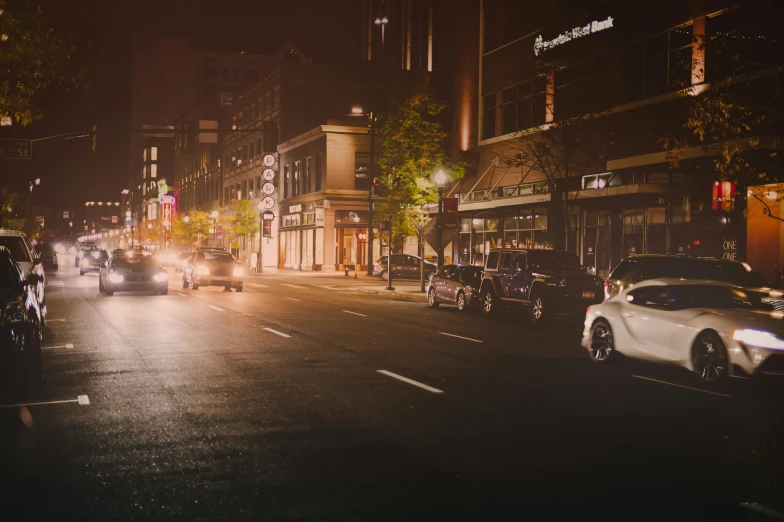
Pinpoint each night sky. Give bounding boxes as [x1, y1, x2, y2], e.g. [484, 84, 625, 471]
[2, 0, 360, 214]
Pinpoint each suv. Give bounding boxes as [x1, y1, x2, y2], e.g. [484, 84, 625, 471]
[604, 255, 784, 308]
[478, 248, 603, 324]
[374, 254, 437, 281]
[0, 230, 46, 322]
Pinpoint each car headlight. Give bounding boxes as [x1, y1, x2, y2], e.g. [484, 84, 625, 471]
[732, 329, 784, 350]
[108, 273, 124, 283]
[153, 271, 168, 282]
[4, 301, 26, 323]
[92, 251, 101, 259]
[195, 264, 210, 276]
[81, 258, 90, 267]
[233, 266, 244, 277]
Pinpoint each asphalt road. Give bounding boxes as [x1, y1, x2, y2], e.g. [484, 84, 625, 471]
[1, 258, 783, 521]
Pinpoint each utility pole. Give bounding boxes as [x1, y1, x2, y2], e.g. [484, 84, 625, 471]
[367, 111, 376, 276]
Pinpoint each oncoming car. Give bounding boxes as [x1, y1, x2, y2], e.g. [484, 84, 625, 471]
[99, 253, 169, 296]
[79, 248, 109, 275]
[182, 249, 244, 291]
[583, 278, 784, 381]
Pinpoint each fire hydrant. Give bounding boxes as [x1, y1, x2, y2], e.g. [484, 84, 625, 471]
[344, 266, 350, 276]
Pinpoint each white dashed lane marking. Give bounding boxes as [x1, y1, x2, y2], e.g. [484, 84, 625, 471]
[377, 370, 444, 394]
[631, 375, 732, 398]
[263, 327, 291, 338]
[439, 332, 483, 343]
[280, 283, 308, 289]
[209, 305, 225, 312]
[342, 310, 367, 317]
[42, 343, 74, 350]
[0, 394, 90, 408]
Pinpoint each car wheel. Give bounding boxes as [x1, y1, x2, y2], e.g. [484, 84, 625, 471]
[529, 292, 549, 325]
[182, 276, 189, 289]
[456, 291, 467, 312]
[79, 270, 84, 276]
[692, 331, 728, 382]
[381, 270, 389, 281]
[481, 288, 496, 317]
[192, 283, 200, 290]
[235, 286, 243, 292]
[588, 319, 615, 363]
[427, 288, 439, 308]
[105, 286, 114, 296]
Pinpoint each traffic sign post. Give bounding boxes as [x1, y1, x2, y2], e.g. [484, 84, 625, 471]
[0, 139, 32, 159]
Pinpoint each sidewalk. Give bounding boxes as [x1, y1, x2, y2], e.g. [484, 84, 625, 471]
[246, 269, 429, 301]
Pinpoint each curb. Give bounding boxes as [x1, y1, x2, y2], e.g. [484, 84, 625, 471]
[354, 287, 429, 302]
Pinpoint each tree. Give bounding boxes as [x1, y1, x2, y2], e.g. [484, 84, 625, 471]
[170, 210, 212, 247]
[0, 0, 88, 125]
[375, 78, 465, 281]
[661, 19, 783, 214]
[228, 200, 259, 262]
[495, 60, 607, 251]
[0, 186, 18, 228]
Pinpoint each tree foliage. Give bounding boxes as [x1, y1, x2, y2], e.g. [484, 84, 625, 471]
[662, 26, 783, 192]
[0, 186, 18, 228]
[0, 0, 88, 125]
[228, 200, 259, 239]
[374, 79, 465, 240]
[170, 210, 212, 246]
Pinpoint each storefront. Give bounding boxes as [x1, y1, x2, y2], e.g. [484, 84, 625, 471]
[334, 210, 369, 271]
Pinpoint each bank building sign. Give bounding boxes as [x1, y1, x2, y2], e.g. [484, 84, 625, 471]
[534, 16, 614, 56]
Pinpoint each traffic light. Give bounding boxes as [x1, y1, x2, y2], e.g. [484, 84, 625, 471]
[91, 125, 97, 152]
[379, 220, 391, 232]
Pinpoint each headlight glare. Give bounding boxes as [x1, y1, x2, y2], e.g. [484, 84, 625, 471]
[153, 272, 168, 282]
[732, 329, 784, 350]
[81, 258, 90, 267]
[108, 273, 124, 283]
[233, 266, 244, 277]
[195, 264, 210, 276]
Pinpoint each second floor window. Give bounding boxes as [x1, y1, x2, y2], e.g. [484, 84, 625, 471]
[354, 152, 370, 190]
[293, 161, 301, 197]
[283, 165, 290, 199]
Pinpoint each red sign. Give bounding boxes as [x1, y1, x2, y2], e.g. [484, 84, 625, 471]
[442, 196, 459, 230]
[712, 181, 735, 211]
[216, 224, 224, 240]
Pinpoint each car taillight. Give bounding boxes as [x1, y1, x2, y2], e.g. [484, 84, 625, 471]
[603, 279, 609, 288]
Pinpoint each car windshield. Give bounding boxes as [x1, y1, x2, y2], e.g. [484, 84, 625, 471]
[0, 236, 31, 262]
[692, 260, 771, 288]
[201, 252, 235, 263]
[670, 284, 771, 310]
[527, 250, 581, 271]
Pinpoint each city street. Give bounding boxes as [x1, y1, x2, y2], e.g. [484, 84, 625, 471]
[1, 258, 783, 521]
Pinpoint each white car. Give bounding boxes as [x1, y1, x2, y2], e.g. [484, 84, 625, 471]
[582, 278, 784, 381]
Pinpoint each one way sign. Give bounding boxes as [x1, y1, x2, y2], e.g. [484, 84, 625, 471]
[0, 139, 32, 159]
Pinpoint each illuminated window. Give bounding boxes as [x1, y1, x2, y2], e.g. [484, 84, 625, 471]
[151, 147, 158, 161]
[150, 164, 157, 178]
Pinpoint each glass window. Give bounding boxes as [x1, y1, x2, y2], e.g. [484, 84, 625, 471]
[355, 152, 370, 190]
[504, 231, 517, 248]
[459, 266, 483, 281]
[304, 157, 311, 194]
[671, 196, 691, 223]
[647, 207, 666, 223]
[499, 252, 513, 269]
[486, 218, 499, 232]
[293, 161, 300, 197]
[150, 147, 158, 161]
[283, 165, 290, 199]
[533, 209, 547, 229]
[150, 164, 157, 178]
[690, 260, 771, 288]
[483, 93, 497, 139]
[628, 286, 674, 309]
[472, 218, 485, 232]
[528, 250, 580, 271]
[459, 218, 471, 234]
[485, 251, 500, 269]
[0, 236, 31, 262]
[315, 154, 323, 191]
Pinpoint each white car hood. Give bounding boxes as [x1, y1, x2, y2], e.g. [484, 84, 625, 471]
[687, 308, 784, 336]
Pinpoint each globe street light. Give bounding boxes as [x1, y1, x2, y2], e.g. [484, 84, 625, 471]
[434, 169, 449, 267]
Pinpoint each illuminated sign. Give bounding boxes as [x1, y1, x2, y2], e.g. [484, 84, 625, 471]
[534, 16, 614, 56]
[159, 194, 175, 205]
[289, 204, 302, 213]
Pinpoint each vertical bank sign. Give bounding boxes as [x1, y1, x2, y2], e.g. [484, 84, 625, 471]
[534, 16, 614, 56]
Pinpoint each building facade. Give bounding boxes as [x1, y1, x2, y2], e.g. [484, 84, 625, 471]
[450, 0, 780, 278]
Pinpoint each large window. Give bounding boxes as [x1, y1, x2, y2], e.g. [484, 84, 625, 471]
[283, 165, 290, 199]
[293, 161, 300, 197]
[501, 77, 547, 134]
[303, 157, 311, 194]
[555, 56, 611, 120]
[483, 93, 498, 140]
[315, 154, 323, 191]
[354, 152, 370, 190]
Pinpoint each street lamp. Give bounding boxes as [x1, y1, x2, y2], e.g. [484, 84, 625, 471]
[434, 168, 449, 268]
[256, 201, 264, 273]
[350, 106, 377, 276]
[374, 16, 389, 53]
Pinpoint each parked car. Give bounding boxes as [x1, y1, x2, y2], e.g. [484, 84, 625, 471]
[0, 246, 43, 385]
[426, 264, 483, 312]
[584, 278, 783, 381]
[603, 255, 784, 308]
[478, 248, 604, 324]
[0, 230, 46, 323]
[99, 252, 168, 296]
[374, 254, 438, 281]
[35, 243, 58, 271]
[79, 248, 109, 275]
[182, 249, 244, 291]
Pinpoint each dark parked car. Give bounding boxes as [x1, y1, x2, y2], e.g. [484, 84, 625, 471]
[35, 243, 58, 271]
[0, 246, 43, 386]
[182, 249, 244, 291]
[426, 265, 483, 312]
[604, 255, 784, 309]
[374, 254, 437, 281]
[99, 253, 169, 296]
[79, 248, 109, 275]
[479, 248, 604, 324]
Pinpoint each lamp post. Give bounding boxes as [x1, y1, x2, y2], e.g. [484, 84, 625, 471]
[434, 169, 448, 268]
[210, 210, 219, 247]
[256, 201, 264, 273]
[374, 17, 389, 53]
[350, 107, 377, 277]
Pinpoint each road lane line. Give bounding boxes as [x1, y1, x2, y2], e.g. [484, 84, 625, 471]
[439, 332, 483, 343]
[209, 305, 225, 312]
[42, 343, 74, 350]
[631, 375, 732, 398]
[377, 370, 444, 394]
[0, 395, 89, 409]
[47, 319, 66, 322]
[342, 310, 367, 317]
[263, 327, 291, 338]
[284, 297, 301, 302]
[280, 283, 307, 289]
[247, 283, 269, 288]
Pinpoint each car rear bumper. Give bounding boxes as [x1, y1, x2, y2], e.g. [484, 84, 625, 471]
[194, 276, 243, 287]
[107, 281, 166, 292]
